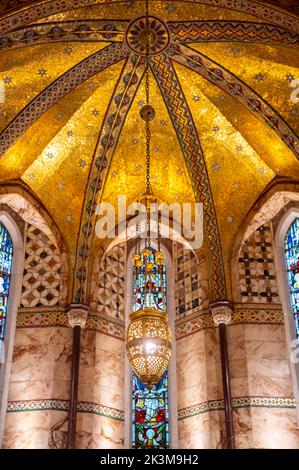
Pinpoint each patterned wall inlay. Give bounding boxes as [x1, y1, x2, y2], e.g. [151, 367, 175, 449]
[16, 308, 125, 339]
[7, 399, 124, 421]
[90, 244, 125, 320]
[21, 224, 62, 307]
[238, 224, 279, 303]
[0, 0, 298, 35]
[178, 396, 296, 420]
[175, 305, 284, 339]
[174, 242, 209, 318]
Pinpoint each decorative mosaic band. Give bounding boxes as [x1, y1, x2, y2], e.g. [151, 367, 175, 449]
[7, 399, 124, 421]
[16, 309, 125, 340]
[178, 396, 296, 420]
[175, 305, 284, 339]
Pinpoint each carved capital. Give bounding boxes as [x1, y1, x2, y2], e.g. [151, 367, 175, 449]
[67, 304, 89, 328]
[211, 304, 232, 326]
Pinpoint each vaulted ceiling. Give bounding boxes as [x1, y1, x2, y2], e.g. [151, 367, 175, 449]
[0, 0, 298, 303]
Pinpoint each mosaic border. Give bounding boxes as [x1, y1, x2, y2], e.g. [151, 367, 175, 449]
[16, 309, 125, 340]
[175, 305, 284, 339]
[7, 399, 124, 421]
[178, 396, 296, 420]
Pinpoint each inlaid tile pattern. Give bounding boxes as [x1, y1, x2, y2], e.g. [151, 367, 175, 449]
[174, 242, 209, 318]
[15, 308, 125, 340]
[178, 396, 296, 420]
[21, 224, 62, 307]
[90, 244, 125, 320]
[238, 225, 279, 304]
[7, 399, 124, 421]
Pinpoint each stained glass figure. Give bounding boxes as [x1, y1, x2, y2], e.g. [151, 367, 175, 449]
[132, 248, 166, 313]
[132, 371, 169, 448]
[131, 247, 170, 448]
[0, 222, 13, 340]
[285, 218, 299, 337]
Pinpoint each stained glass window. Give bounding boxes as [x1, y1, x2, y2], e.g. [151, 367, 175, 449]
[0, 222, 13, 340]
[285, 218, 299, 338]
[131, 247, 170, 448]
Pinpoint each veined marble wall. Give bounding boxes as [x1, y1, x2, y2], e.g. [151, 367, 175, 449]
[3, 309, 72, 448]
[76, 321, 125, 449]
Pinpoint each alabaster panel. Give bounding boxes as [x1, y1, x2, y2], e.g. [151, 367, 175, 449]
[95, 331, 125, 355]
[243, 324, 286, 343]
[75, 431, 95, 449]
[250, 407, 298, 430]
[247, 358, 291, 380]
[177, 382, 208, 409]
[76, 414, 124, 449]
[7, 379, 70, 401]
[178, 417, 223, 449]
[176, 329, 206, 355]
[245, 340, 288, 361]
[228, 357, 249, 380]
[248, 375, 293, 397]
[176, 348, 207, 375]
[203, 329, 220, 363]
[177, 358, 207, 390]
[230, 377, 250, 397]
[227, 326, 246, 361]
[3, 430, 50, 449]
[78, 382, 124, 411]
[251, 427, 299, 449]
[234, 430, 253, 449]
[233, 408, 252, 435]
[10, 357, 71, 383]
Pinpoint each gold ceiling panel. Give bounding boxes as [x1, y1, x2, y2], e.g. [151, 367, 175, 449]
[14, 61, 123, 262]
[101, 70, 196, 216]
[191, 42, 299, 135]
[175, 62, 276, 283]
[0, 42, 108, 132]
[37, 1, 261, 23]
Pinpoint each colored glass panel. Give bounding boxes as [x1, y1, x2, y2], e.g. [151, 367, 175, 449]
[0, 222, 13, 340]
[285, 218, 299, 337]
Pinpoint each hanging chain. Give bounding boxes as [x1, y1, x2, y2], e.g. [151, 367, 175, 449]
[145, 0, 151, 247]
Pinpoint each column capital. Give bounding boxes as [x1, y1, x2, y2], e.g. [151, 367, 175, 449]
[211, 302, 232, 326]
[67, 304, 90, 328]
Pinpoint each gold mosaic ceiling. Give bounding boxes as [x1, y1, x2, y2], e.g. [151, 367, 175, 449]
[0, 0, 298, 299]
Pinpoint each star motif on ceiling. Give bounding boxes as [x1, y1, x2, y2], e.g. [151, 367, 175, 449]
[232, 182, 240, 190]
[153, 146, 159, 153]
[227, 216, 233, 223]
[160, 119, 167, 126]
[56, 183, 65, 190]
[212, 125, 220, 132]
[212, 163, 221, 172]
[138, 100, 145, 107]
[111, 170, 118, 177]
[64, 47, 73, 55]
[79, 159, 86, 168]
[254, 73, 265, 81]
[132, 138, 139, 145]
[65, 214, 73, 223]
[28, 173, 35, 180]
[166, 4, 176, 13]
[125, 0, 135, 7]
[38, 69, 47, 77]
[286, 73, 295, 82]
[236, 145, 243, 152]
[67, 130, 73, 137]
[88, 82, 96, 89]
[193, 95, 200, 102]
[92, 109, 99, 116]
[3, 76, 12, 84]
[259, 167, 265, 174]
[290, 108, 297, 116]
[230, 46, 240, 55]
[56, 112, 64, 120]
[135, 164, 143, 171]
[46, 152, 54, 160]
[151, 175, 158, 181]
[35, 138, 43, 146]
[177, 168, 183, 176]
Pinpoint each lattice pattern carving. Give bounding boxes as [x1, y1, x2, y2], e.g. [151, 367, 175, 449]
[238, 225, 279, 303]
[21, 224, 62, 307]
[90, 244, 125, 320]
[174, 242, 209, 318]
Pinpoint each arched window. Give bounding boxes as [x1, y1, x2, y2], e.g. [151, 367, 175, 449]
[284, 218, 299, 338]
[0, 222, 13, 341]
[131, 248, 170, 449]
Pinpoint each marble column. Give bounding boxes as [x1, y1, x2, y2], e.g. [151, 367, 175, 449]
[67, 304, 89, 449]
[212, 303, 235, 449]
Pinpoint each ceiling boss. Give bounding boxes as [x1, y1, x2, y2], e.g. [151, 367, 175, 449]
[125, 1, 172, 388]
